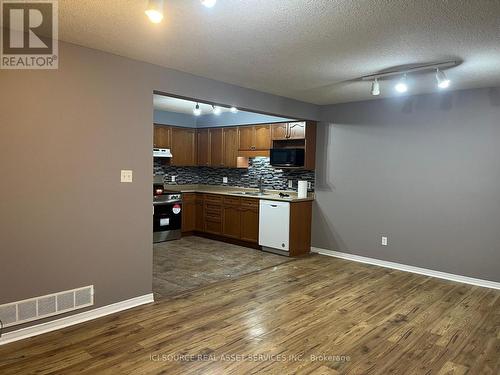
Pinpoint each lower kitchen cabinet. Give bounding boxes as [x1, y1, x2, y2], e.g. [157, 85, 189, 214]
[195, 194, 204, 232]
[240, 199, 259, 243]
[222, 197, 242, 239]
[181, 193, 196, 233]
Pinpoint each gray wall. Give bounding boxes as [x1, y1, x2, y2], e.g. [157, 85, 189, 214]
[314, 87, 500, 282]
[0, 41, 318, 330]
[153, 110, 196, 127]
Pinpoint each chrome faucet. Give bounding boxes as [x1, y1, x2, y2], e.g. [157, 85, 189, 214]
[258, 176, 264, 194]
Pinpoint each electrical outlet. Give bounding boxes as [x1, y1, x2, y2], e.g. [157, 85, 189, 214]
[171, 175, 176, 182]
[288, 180, 293, 188]
[381, 236, 388, 246]
[120, 170, 133, 183]
[307, 181, 312, 190]
[223, 177, 228, 184]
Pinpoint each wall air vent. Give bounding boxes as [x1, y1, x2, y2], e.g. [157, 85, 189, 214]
[0, 286, 94, 328]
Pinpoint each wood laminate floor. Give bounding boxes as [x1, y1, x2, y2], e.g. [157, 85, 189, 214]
[1, 255, 499, 374]
[153, 236, 292, 299]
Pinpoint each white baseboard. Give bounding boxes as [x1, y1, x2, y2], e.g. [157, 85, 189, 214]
[311, 247, 500, 290]
[0, 293, 154, 346]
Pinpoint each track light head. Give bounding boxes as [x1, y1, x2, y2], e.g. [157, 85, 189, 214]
[212, 105, 221, 115]
[193, 103, 201, 116]
[371, 78, 380, 96]
[201, 0, 217, 8]
[395, 74, 408, 93]
[230, 106, 238, 113]
[145, 0, 164, 23]
[436, 69, 450, 89]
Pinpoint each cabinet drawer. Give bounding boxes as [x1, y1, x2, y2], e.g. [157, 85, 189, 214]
[204, 194, 223, 203]
[205, 220, 222, 234]
[241, 198, 259, 208]
[223, 196, 241, 206]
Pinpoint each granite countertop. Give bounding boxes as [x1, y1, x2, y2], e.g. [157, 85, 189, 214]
[162, 184, 315, 202]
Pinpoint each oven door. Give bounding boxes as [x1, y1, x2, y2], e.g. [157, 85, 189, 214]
[153, 202, 182, 242]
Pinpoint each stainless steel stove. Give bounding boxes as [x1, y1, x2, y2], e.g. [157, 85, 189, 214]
[153, 184, 182, 243]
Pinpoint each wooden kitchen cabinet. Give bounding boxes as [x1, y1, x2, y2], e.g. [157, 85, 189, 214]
[209, 128, 224, 167]
[223, 127, 239, 168]
[287, 122, 306, 139]
[195, 194, 204, 232]
[271, 123, 289, 140]
[238, 125, 271, 151]
[204, 194, 223, 234]
[240, 198, 259, 243]
[171, 127, 196, 166]
[181, 193, 196, 233]
[197, 129, 210, 167]
[153, 125, 171, 148]
[222, 196, 241, 239]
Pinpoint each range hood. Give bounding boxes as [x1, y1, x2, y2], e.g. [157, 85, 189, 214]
[153, 148, 173, 158]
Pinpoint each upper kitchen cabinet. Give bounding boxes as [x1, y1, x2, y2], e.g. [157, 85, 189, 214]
[223, 127, 239, 168]
[153, 125, 171, 148]
[170, 127, 197, 166]
[271, 122, 306, 140]
[271, 123, 289, 140]
[196, 128, 210, 167]
[209, 128, 224, 167]
[238, 125, 271, 151]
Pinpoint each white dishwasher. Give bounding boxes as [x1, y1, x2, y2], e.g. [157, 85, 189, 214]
[259, 200, 290, 253]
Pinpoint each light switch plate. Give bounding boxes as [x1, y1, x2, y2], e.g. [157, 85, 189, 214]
[381, 236, 388, 246]
[120, 170, 133, 183]
[223, 177, 228, 184]
[171, 175, 176, 182]
[288, 180, 293, 188]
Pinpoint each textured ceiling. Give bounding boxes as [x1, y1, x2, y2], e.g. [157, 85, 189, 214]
[58, 0, 500, 104]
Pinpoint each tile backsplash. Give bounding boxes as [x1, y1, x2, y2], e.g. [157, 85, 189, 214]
[154, 157, 315, 191]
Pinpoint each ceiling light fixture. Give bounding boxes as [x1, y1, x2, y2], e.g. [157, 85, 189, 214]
[145, 0, 164, 23]
[212, 105, 221, 115]
[436, 68, 450, 89]
[193, 103, 201, 116]
[201, 0, 217, 8]
[230, 106, 238, 113]
[371, 78, 380, 96]
[395, 74, 408, 93]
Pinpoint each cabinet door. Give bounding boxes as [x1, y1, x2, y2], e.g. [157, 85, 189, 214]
[181, 194, 196, 233]
[195, 195, 204, 232]
[153, 125, 171, 148]
[254, 125, 271, 150]
[171, 128, 196, 166]
[287, 122, 306, 139]
[271, 123, 289, 140]
[240, 207, 259, 243]
[238, 126, 254, 150]
[197, 129, 210, 166]
[209, 128, 224, 167]
[223, 127, 239, 168]
[222, 205, 241, 239]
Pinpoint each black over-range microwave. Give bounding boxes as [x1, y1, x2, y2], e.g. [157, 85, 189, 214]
[269, 148, 305, 168]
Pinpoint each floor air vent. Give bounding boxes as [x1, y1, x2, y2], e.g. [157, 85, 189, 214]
[0, 286, 94, 328]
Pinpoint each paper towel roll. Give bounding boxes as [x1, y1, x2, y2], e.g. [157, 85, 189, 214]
[297, 180, 308, 199]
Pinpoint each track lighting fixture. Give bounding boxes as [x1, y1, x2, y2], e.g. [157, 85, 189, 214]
[371, 78, 380, 96]
[201, 0, 217, 8]
[212, 105, 221, 115]
[361, 61, 458, 97]
[436, 68, 450, 89]
[395, 74, 408, 93]
[230, 106, 238, 113]
[193, 103, 201, 116]
[145, 0, 164, 23]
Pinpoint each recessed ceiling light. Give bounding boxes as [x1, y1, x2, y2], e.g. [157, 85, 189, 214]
[212, 105, 221, 115]
[230, 106, 238, 113]
[201, 0, 217, 8]
[436, 68, 450, 89]
[371, 78, 380, 96]
[395, 74, 408, 93]
[145, 0, 164, 23]
[193, 103, 201, 116]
